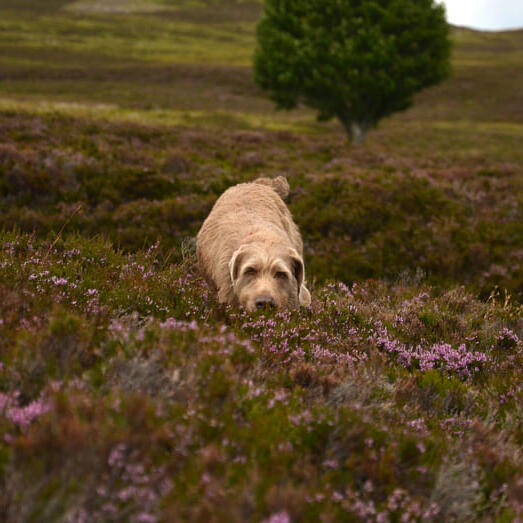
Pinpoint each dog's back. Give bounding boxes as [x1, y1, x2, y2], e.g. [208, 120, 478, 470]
[197, 176, 296, 251]
[251, 175, 289, 200]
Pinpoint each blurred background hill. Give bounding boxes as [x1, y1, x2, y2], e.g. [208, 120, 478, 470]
[1, 0, 522, 128]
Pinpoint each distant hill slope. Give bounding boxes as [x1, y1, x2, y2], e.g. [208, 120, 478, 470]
[409, 26, 523, 123]
[0, 0, 522, 126]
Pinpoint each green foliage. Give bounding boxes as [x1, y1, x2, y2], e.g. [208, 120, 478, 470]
[254, 0, 451, 142]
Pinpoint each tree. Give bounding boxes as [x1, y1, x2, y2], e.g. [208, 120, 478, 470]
[253, 0, 451, 144]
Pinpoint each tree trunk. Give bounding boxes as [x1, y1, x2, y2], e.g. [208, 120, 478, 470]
[339, 117, 369, 144]
[337, 113, 373, 145]
[350, 122, 367, 145]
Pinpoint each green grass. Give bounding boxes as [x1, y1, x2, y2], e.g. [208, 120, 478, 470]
[0, 0, 522, 520]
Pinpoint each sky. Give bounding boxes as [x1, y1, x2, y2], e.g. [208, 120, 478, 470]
[439, 0, 523, 31]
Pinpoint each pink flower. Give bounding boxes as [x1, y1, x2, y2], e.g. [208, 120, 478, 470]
[332, 491, 344, 502]
[4, 396, 51, 427]
[265, 512, 290, 523]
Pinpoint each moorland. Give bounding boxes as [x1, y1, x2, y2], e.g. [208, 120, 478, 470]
[0, 1, 521, 521]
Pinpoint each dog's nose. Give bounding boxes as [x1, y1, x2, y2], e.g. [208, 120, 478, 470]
[255, 295, 275, 309]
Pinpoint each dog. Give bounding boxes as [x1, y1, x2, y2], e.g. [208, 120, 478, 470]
[196, 176, 311, 312]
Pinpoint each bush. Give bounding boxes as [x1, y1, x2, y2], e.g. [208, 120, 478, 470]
[254, 0, 451, 142]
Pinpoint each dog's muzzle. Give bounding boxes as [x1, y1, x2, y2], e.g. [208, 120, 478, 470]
[255, 295, 276, 309]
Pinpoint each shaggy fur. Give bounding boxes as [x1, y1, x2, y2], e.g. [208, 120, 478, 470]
[197, 176, 311, 311]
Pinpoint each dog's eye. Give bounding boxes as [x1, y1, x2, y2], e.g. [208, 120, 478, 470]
[244, 267, 257, 276]
[275, 271, 288, 280]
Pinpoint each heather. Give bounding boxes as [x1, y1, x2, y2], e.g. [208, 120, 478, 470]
[0, 112, 520, 297]
[0, 1, 522, 521]
[1, 234, 521, 520]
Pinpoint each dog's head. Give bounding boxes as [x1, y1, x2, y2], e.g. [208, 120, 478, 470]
[229, 243, 311, 312]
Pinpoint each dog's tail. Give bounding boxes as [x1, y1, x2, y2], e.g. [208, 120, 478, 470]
[253, 176, 290, 200]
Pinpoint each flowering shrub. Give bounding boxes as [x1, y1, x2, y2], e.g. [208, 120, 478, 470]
[0, 234, 521, 521]
[0, 111, 521, 297]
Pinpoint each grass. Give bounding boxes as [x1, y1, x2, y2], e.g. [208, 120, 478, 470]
[0, 0, 522, 521]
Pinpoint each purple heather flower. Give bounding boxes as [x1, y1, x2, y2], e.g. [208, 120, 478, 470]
[497, 328, 521, 346]
[2, 394, 51, 428]
[136, 514, 157, 523]
[265, 512, 290, 523]
[332, 491, 344, 502]
[407, 418, 427, 433]
[51, 276, 68, 286]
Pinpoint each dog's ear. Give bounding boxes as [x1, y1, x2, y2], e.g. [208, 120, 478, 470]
[289, 249, 304, 288]
[229, 244, 248, 284]
[289, 249, 311, 306]
[299, 283, 311, 307]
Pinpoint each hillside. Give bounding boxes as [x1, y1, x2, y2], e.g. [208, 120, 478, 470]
[0, 1, 522, 521]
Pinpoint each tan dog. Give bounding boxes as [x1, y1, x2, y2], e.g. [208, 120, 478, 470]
[196, 176, 311, 311]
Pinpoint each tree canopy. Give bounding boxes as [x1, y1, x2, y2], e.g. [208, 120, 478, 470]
[254, 0, 451, 143]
